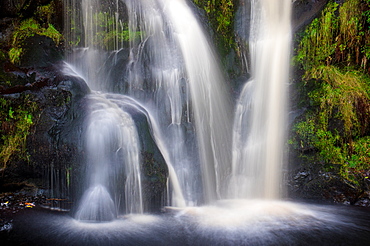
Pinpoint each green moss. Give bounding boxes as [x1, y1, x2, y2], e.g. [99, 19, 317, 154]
[8, 47, 23, 64]
[306, 66, 369, 135]
[193, 0, 235, 55]
[0, 95, 38, 172]
[35, 1, 55, 23]
[292, 0, 370, 186]
[295, 0, 369, 71]
[8, 6, 63, 64]
[294, 1, 339, 70]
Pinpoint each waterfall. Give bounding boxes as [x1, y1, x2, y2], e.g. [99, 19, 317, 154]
[166, 0, 233, 202]
[229, 0, 292, 199]
[63, 0, 291, 221]
[124, 0, 232, 205]
[73, 92, 143, 221]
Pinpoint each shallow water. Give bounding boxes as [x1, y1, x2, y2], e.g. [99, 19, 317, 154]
[5, 200, 370, 245]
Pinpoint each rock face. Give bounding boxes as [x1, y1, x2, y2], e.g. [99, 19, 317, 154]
[17, 35, 63, 69]
[286, 164, 369, 205]
[292, 0, 329, 31]
[1, 62, 168, 213]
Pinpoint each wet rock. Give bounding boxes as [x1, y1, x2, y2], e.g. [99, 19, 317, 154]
[18, 35, 63, 69]
[287, 168, 366, 206]
[355, 191, 370, 207]
[292, 0, 329, 31]
[0, 0, 53, 19]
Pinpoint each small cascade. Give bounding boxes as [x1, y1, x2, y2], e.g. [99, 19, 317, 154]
[74, 92, 143, 221]
[230, 0, 292, 199]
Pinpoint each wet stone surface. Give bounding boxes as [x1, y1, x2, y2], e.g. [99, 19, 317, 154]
[0, 191, 73, 237]
[0, 192, 45, 234]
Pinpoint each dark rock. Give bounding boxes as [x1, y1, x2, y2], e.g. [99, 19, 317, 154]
[292, 0, 329, 32]
[0, 0, 22, 18]
[18, 35, 63, 69]
[0, 0, 53, 19]
[0, 18, 14, 49]
[123, 102, 168, 212]
[287, 167, 365, 205]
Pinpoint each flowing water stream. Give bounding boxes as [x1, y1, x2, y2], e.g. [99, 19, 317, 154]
[229, 0, 291, 199]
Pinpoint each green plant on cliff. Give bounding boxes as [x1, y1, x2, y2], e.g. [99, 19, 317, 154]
[9, 2, 63, 64]
[292, 0, 370, 186]
[295, 0, 369, 71]
[35, 1, 55, 24]
[193, 0, 235, 54]
[0, 95, 38, 173]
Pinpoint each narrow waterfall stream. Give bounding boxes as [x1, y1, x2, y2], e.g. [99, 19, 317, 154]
[229, 0, 291, 199]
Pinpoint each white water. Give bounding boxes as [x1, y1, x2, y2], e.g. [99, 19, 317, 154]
[166, 0, 233, 202]
[63, 0, 291, 220]
[124, 0, 194, 207]
[124, 0, 232, 205]
[229, 0, 292, 199]
[73, 92, 143, 220]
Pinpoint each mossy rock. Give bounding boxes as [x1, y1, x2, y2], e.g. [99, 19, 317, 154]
[14, 35, 62, 68]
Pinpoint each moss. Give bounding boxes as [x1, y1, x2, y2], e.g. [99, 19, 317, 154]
[35, 1, 55, 24]
[294, 1, 339, 70]
[193, 0, 235, 55]
[0, 95, 38, 173]
[8, 47, 23, 64]
[306, 65, 369, 135]
[292, 0, 370, 187]
[8, 2, 63, 65]
[295, 0, 370, 72]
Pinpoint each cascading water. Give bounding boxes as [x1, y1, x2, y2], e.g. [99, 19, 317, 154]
[229, 0, 291, 199]
[64, 0, 290, 218]
[63, 0, 232, 218]
[124, 0, 232, 205]
[63, 0, 146, 220]
[63, 63, 145, 221]
[74, 93, 144, 221]
[166, 0, 233, 202]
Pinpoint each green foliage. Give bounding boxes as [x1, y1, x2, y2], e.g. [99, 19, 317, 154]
[294, 1, 339, 70]
[35, 1, 55, 23]
[193, 0, 235, 54]
[364, 0, 370, 28]
[292, 0, 370, 186]
[291, 66, 370, 184]
[0, 96, 38, 171]
[8, 3, 63, 64]
[306, 65, 369, 135]
[8, 47, 23, 64]
[82, 11, 138, 50]
[295, 0, 369, 71]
